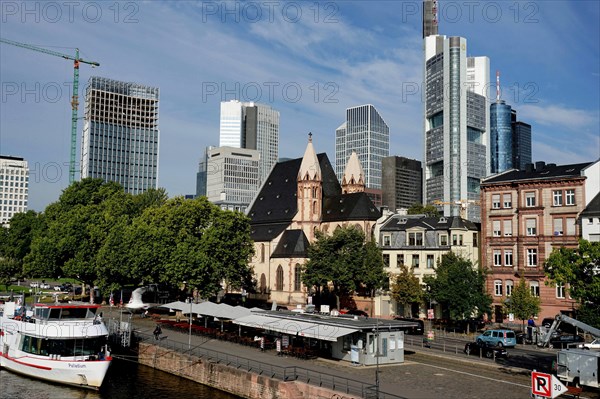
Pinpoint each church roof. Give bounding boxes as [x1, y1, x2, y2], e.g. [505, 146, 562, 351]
[322, 192, 380, 222]
[271, 230, 311, 258]
[342, 151, 365, 186]
[298, 135, 321, 181]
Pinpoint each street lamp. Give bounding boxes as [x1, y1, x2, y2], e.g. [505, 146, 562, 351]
[374, 317, 381, 399]
[186, 297, 193, 351]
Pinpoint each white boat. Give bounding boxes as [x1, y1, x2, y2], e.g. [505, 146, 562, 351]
[0, 299, 112, 389]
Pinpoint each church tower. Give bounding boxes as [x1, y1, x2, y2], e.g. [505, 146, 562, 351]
[294, 133, 322, 241]
[341, 151, 365, 194]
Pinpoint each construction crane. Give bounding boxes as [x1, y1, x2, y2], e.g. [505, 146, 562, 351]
[0, 37, 99, 183]
[432, 199, 481, 219]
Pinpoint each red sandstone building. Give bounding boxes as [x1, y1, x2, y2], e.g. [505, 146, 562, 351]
[480, 161, 598, 322]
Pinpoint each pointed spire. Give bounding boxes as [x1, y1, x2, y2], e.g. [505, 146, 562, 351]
[342, 151, 365, 186]
[298, 133, 321, 181]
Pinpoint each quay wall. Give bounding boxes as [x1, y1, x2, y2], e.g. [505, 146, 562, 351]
[138, 342, 361, 399]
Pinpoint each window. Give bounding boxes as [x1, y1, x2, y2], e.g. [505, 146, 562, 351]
[260, 244, 265, 263]
[459, 234, 463, 245]
[493, 221, 501, 237]
[494, 280, 503, 296]
[276, 265, 284, 291]
[398, 254, 404, 266]
[408, 232, 423, 246]
[503, 193, 512, 208]
[504, 250, 513, 266]
[556, 283, 565, 299]
[525, 192, 536, 207]
[383, 235, 391, 246]
[503, 220, 512, 236]
[383, 254, 390, 267]
[553, 218, 563, 236]
[492, 194, 501, 209]
[526, 218, 537, 236]
[530, 281, 540, 297]
[553, 190, 563, 206]
[506, 280, 514, 297]
[412, 255, 419, 268]
[493, 250, 502, 266]
[527, 249, 537, 267]
[473, 233, 477, 247]
[452, 234, 458, 245]
[440, 234, 448, 246]
[565, 189, 575, 206]
[566, 218, 576, 235]
[294, 264, 302, 291]
[427, 254, 434, 269]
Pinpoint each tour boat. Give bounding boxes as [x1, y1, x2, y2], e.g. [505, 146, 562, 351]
[0, 299, 112, 389]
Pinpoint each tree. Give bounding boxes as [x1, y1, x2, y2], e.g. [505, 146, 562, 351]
[423, 252, 492, 326]
[545, 239, 600, 328]
[0, 210, 44, 262]
[407, 203, 440, 218]
[303, 226, 387, 306]
[505, 278, 540, 329]
[390, 264, 424, 317]
[0, 257, 21, 290]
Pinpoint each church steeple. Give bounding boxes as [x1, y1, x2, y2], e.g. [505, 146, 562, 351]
[298, 133, 321, 181]
[341, 151, 365, 193]
[294, 133, 322, 240]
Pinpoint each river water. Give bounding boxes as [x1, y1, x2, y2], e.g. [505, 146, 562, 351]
[0, 358, 241, 399]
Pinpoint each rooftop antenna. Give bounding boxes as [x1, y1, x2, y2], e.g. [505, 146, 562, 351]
[496, 70, 501, 102]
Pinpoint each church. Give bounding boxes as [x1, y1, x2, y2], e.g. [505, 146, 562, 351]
[247, 134, 381, 307]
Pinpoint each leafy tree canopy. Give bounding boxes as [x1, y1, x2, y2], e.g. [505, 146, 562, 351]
[390, 264, 424, 316]
[407, 203, 440, 218]
[505, 278, 540, 326]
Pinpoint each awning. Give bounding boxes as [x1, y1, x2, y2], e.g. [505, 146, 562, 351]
[233, 314, 358, 342]
[159, 301, 189, 311]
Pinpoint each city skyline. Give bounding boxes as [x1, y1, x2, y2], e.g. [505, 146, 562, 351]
[1, 1, 598, 211]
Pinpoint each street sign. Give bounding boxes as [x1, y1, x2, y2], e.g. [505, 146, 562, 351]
[427, 309, 434, 320]
[531, 371, 568, 399]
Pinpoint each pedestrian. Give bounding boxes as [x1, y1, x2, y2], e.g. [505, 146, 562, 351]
[260, 336, 265, 352]
[153, 324, 162, 340]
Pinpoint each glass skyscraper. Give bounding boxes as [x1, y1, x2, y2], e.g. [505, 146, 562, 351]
[81, 76, 159, 194]
[490, 100, 513, 174]
[0, 155, 29, 226]
[335, 104, 389, 190]
[512, 113, 532, 171]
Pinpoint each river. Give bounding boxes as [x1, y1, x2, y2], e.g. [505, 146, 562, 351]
[0, 358, 241, 399]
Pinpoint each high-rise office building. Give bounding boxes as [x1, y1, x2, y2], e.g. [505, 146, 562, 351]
[422, 0, 439, 38]
[423, 19, 490, 221]
[511, 110, 532, 171]
[196, 146, 213, 198]
[382, 156, 423, 211]
[81, 76, 159, 194]
[490, 100, 513, 174]
[205, 146, 260, 212]
[335, 104, 390, 191]
[0, 155, 29, 226]
[219, 100, 279, 185]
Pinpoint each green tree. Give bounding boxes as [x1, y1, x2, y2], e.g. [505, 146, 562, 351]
[0, 210, 44, 262]
[390, 264, 424, 317]
[505, 278, 540, 330]
[0, 257, 21, 290]
[424, 252, 491, 327]
[407, 203, 440, 217]
[545, 239, 600, 328]
[303, 226, 387, 305]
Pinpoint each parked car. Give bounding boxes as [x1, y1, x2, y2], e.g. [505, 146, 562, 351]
[394, 317, 424, 335]
[345, 309, 369, 317]
[29, 281, 39, 288]
[549, 334, 585, 349]
[40, 283, 51, 289]
[53, 285, 63, 291]
[464, 341, 509, 359]
[476, 329, 517, 348]
[578, 338, 600, 350]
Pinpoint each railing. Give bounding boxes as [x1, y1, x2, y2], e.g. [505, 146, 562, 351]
[135, 331, 407, 399]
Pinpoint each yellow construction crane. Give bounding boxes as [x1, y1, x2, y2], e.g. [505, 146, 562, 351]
[432, 199, 480, 219]
[0, 37, 99, 183]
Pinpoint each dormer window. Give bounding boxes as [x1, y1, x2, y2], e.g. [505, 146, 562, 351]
[439, 217, 447, 223]
[398, 218, 407, 224]
[383, 235, 391, 246]
[408, 232, 423, 246]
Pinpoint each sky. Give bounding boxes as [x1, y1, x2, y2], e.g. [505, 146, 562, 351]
[1, 0, 599, 211]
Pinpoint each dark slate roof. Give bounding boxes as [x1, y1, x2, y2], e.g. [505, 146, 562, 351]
[271, 230, 310, 258]
[380, 215, 479, 232]
[248, 153, 340, 228]
[250, 223, 289, 242]
[581, 192, 600, 218]
[482, 162, 592, 185]
[322, 192, 381, 222]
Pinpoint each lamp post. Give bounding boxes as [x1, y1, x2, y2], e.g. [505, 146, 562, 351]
[374, 317, 380, 399]
[187, 297, 193, 351]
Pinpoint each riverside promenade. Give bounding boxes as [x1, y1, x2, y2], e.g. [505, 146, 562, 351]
[120, 311, 534, 399]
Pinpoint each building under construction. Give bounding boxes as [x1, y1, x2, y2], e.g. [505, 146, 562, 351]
[80, 76, 160, 194]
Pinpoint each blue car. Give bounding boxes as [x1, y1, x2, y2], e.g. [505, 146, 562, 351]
[476, 329, 517, 348]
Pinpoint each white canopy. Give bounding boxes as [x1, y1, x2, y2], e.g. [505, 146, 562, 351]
[159, 301, 188, 311]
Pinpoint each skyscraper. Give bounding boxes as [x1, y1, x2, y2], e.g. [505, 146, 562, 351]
[381, 156, 423, 211]
[219, 100, 279, 184]
[335, 104, 390, 192]
[423, 29, 490, 221]
[0, 155, 29, 226]
[511, 112, 532, 171]
[81, 76, 159, 194]
[490, 100, 513, 174]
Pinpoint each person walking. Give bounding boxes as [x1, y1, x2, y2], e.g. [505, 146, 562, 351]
[153, 324, 162, 340]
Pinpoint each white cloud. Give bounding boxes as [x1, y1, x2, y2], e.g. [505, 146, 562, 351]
[519, 105, 599, 130]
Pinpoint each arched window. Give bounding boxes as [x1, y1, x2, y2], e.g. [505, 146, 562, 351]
[294, 264, 302, 291]
[260, 243, 265, 263]
[276, 265, 284, 291]
[260, 273, 267, 294]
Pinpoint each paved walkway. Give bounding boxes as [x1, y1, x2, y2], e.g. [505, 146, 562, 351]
[103, 309, 539, 399]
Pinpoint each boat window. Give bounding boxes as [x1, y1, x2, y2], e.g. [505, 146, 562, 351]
[49, 308, 61, 319]
[35, 308, 50, 319]
[20, 335, 107, 357]
[60, 307, 97, 319]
